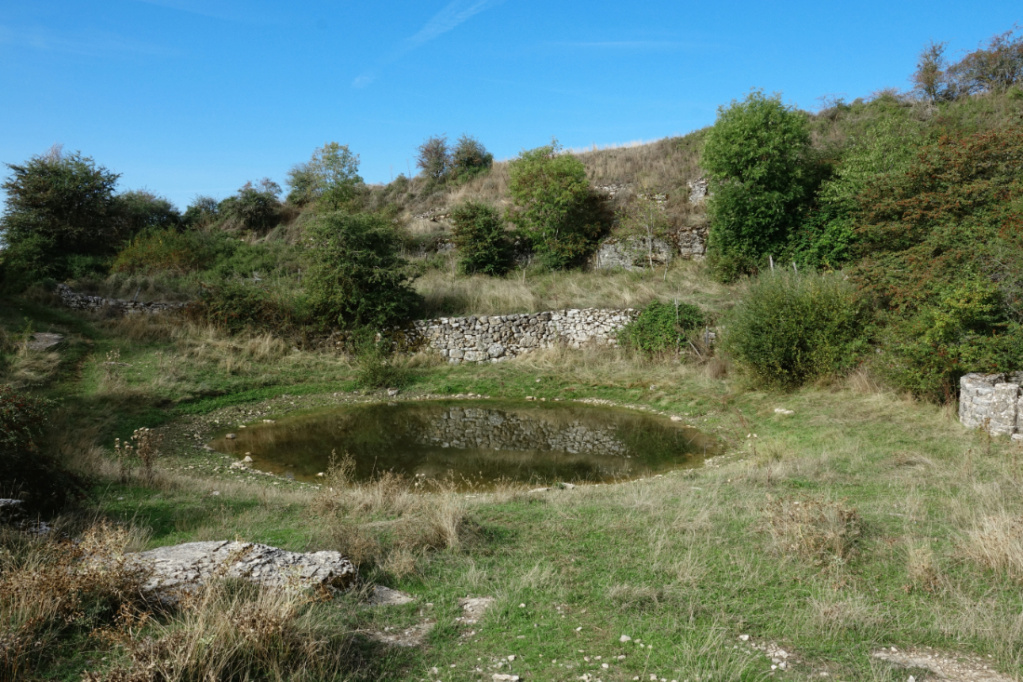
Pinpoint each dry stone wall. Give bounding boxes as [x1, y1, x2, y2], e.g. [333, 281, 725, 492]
[408, 307, 638, 364]
[959, 373, 1023, 439]
[57, 284, 187, 315]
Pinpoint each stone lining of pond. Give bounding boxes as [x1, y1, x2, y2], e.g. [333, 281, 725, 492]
[408, 307, 638, 364]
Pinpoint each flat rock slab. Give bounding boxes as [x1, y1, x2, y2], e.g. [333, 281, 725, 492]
[368, 585, 415, 606]
[27, 333, 63, 351]
[134, 540, 356, 599]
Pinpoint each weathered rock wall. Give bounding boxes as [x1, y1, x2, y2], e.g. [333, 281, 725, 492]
[56, 284, 187, 315]
[959, 373, 1023, 439]
[409, 307, 638, 364]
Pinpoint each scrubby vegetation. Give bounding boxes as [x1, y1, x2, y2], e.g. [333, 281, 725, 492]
[2, 25, 1023, 681]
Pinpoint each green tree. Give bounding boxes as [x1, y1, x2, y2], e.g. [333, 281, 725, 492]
[416, 135, 450, 183]
[113, 190, 181, 235]
[507, 142, 609, 270]
[305, 212, 421, 330]
[221, 179, 282, 233]
[702, 91, 814, 281]
[286, 142, 363, 211]
[450, 200, 512, 276]
[450, 135, 493, 182]
[912, 41, 955, 102]
[182, 195, 220, 228]
[0, 146, 120, 285]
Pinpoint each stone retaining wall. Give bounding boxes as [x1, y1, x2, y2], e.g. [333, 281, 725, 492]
[409, 307, 638, 364]
[959, 373, 1023, 440]
[56, 284, 188, 315]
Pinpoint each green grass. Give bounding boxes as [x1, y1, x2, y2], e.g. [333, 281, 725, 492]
[4, 297, 1023, 681]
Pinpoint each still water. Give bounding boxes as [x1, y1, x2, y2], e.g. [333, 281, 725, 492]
[210, 400, 716, 488]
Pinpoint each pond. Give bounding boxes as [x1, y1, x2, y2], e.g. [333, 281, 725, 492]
[209, 400, 717, 489]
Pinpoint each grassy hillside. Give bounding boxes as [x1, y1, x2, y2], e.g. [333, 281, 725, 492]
[3, 28, 1023, 682]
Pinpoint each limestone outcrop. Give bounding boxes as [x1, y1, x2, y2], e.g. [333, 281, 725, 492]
[133, 541, 356, 599]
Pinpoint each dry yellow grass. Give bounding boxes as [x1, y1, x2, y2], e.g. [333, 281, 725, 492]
[415, 259, 731, 317]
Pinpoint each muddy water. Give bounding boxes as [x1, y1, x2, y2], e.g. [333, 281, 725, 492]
[209, 400, 716, 489]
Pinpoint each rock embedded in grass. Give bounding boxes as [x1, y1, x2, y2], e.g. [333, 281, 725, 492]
[132, 540, 357, 601]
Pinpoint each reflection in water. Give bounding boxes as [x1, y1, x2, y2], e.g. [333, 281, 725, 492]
[210, 400, 716, 489]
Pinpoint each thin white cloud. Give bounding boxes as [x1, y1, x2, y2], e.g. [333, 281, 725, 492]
[547, 40, 700, 51]
[352, 0, 505, 88]
[127, 0, 246, 22]
[0, 24, 178, 57]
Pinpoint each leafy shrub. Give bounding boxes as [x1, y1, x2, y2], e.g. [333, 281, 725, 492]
[883, 281, 1023, 402]
[112, 227, 208, 275]
[286, 142, 363, 210]
[350, 331, 414, 390]
[0, 386, 78, 511]
[702, 90, 817, 281]
[189, 280, 299, 335]
[507, 142, 610, 270]
[450, 200, 513, 276]
[618, 300, 706, 355]
[113, 190, 181, 236]
[416, 135, 450, 182]
[852, 127, 1023, 317]
[0, 147, 121, 287]
[724, 270, 867, 388]
[220, 179, 282, 233]
[182, 195, 220, 228]
[450, 134, 493, 182]
[305, 212, 421, 330]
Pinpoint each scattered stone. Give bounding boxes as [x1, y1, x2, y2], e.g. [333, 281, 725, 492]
[774, 408, 795, 416]
[225, 433, 237, 440]
[872, 647, 1014, 682]
[132, 541, 356, 601]
[387, 388, 400, 397]
[492, 675, 520, 681]
[368, 585, 414, 606]
[620, 634, 632, 643]
[26, 332, 64, 351]
[369, 621, 435, 647]
[457, 596, 496, 625]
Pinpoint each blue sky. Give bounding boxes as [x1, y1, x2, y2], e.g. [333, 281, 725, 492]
[1, 1, 1019, 210]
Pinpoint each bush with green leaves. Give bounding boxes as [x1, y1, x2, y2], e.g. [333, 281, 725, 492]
[884, 280, 1023, 402]
[507, 142, 609, 270]
[617, 301, 706, 356]
[305, 212, 421, 330]
[220, 179, 282, 233]
[450, 200, 512, 276]
[0, 147, 121, 287]
[416, 135, 450, 183]
[113, 190, 180, 236]
[0, 386, 79, 512]
[702, 90, 816, 281]
[724, 270, 867, 388]
[189, 279, 300, 335]
[794, 107, 925, 269]
[182, 195, 220, 228]
[450, 135, 493, 182]
[286, 142, 363, 211]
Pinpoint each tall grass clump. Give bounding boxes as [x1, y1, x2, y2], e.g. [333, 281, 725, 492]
[724, 270, 867, 388]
